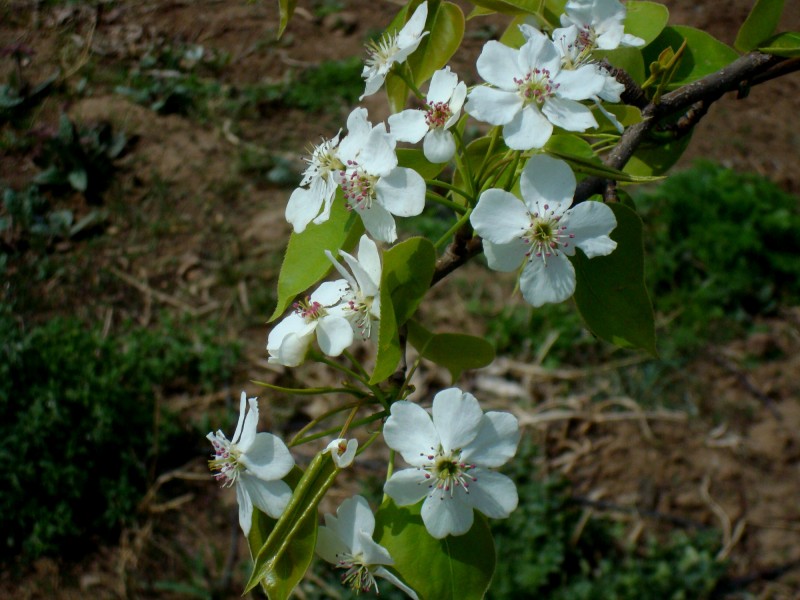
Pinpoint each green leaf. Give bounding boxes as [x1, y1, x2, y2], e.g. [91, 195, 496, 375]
[277, 0, 297, 39]
[245, 455, 338, 596]
[625, 1, 670, 46]
[572, 203, 656, 355]
[68, 169, 88, 192]
[624, 132, 692, 177]
[545, 134, 596, 161]
[643, 26, 740, 90]
[407, 320, 495, 382]
[735, 0, 785, 52]
[758, 31, 800, 57]
[593, 104, 644, 133]
[595, 46, 646, 83]
[374, 499, 495, 600]
[547, 146, 664, 183]
[371, 237, 436, 384]
[270, 195, 363, 321]
[398, 148, 447, 180]
[467, 0, 539, 16]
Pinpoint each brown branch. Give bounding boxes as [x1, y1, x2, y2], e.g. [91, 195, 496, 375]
[574, 51, 795, 203]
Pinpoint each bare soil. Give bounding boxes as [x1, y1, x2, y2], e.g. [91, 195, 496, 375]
[2, 0, 800, 598]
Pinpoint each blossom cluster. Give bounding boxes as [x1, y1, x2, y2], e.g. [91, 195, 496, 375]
[209, 0, 645, 597]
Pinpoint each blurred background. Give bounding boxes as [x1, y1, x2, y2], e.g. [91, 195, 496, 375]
[2, 0, 799, 597]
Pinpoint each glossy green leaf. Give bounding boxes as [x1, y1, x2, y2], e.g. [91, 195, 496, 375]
[735, 0, 785, 52]
[386, 2, 465, 113]
[625, 1, 670, 46]
[545, 134, 596, 161]
[407, 320, 495, 381]
[593, 104, 643, 133]
[371, 237, 436, 384]
[375, 499, 495, 600]
[572, 203, 656, 355]
[398, 148, 447, 180]
[624, 132, 692, 177]
[276, 0, 297, 39]
[245, 455, 338, 596]
[759, 31, 800, 57]
[467, 0, 537, 16]
[270, 194, 363, 321]
[643, 26, 740, 90]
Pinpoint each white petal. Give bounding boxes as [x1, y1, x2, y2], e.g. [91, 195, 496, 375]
[503, 105, 553, 150]
[316, 316, 354, 356]
[421, 490, 474, 538]
[465, 469, 518, 519]
[461, 412, 520, 468]
[375, 167, 426, 217]
[519, 154, 575, 216]
[470, 188, 530, 245]
[316, 524, 349, 564]
[542, 96, 598, 132]
[476, 41, 521, 90]
[238, 397, 259, 451]
[231, 391, 247, 445]
[423, 129, 456, 163]
[354, 531, 394, 566]
[397, 1, 428, 48]
[340, 107, 372, 159]
[361, 128, 398, 177]
[267, 312, 307, 353]
[285, 187, 321, 234]
[355, 234, 382, 289]
[621, 32, 645, 48]
[358, 202, 397, 243]
[554, 65, 605, 100]
[483, 239, 527, 272]
[241, 432, 295, 479]
[311, 279, 350, 306]
[563, 201, 618, 258]
[340, 248, 380, 297]
[431, 388, 483, 453]
[517, 33, 560, 75]
[268, 329, 314, 367]
[374, 566, 420, 600]
[335, 495, 377, 543]
[465, 86, 522, 126]
[446, 82, 468, 123]
[383, 401, 439, 465]
[427, 66, 458, 104]
[388, 109, 429, 143]
[239, 472, 293, 519]
[384, 468, 430, 506]
[236, 480, 254, 536]
[327, 438, 358, 468]
[519, 254, 576, 307]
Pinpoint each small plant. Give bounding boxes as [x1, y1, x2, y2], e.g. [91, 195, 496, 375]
[0, 311, 240, 562]
[0, 43, 58, 125]
[32, 114, 131, 204]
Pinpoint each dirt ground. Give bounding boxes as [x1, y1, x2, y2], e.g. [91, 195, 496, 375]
[2, 0, 800, 598]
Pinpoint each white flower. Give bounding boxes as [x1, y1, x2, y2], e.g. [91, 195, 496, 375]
[326, 438, 359, 468]
[325, 233, 382, 342]
[465, 30, 606, 150]
[317, 496, 420, 599]
[336, 108, 426, 243]
[561, 0, 645, 50]
[469, 154, 617, 307]
[383, 388, 520, 539]
[267, 280, 354, 367]
[286, 132, 345, 233]
[388, 66, 467, 163]
[361, 1, 429, 100]
[207, 392, 294, 536]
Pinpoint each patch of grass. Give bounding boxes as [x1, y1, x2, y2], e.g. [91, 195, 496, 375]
[0, 309, 240, 563]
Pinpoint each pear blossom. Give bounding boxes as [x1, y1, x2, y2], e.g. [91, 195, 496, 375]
[317, 496, 419, 598]
[207, 392, 294, 536]
[561, 0, 644, 51]
[383, 388, 520, 539]
[388, 66, 467, 163]
[326, 438, 359, 468]
[267, 280, 354, 367]
[285, 132, 344, 233]
[361, 1, 429, 100]
[336, 108, 426, 243]
[469, 154, 617, 307]
[465, 30, 606, 150]
[325, 234, 382, 342]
